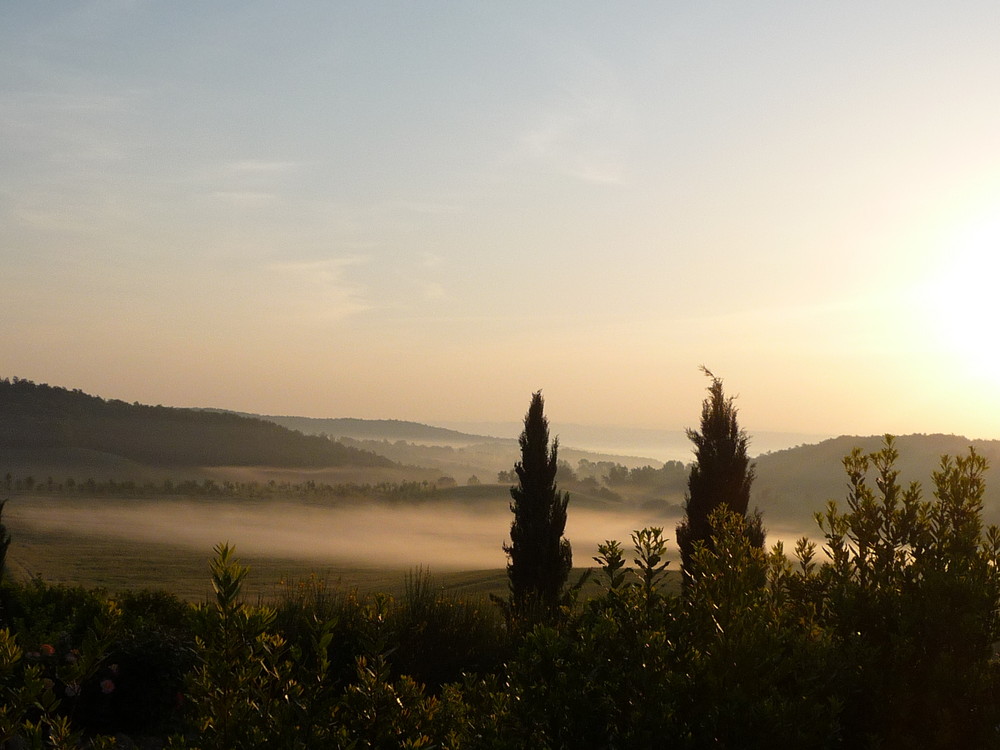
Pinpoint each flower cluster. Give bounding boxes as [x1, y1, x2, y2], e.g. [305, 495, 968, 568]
[23, 642, 116, 703]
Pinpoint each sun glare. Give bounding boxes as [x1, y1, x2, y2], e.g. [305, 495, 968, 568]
[923, 212, 1000, 382]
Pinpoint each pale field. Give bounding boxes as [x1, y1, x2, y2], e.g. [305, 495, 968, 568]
[4, 494, 672, 601]
[3, 493, 823, 602]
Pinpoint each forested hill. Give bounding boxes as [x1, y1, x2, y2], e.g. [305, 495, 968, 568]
[753, 433, 1000, 525]
[226, 413, 500, 445]
[0, 378, 393, 468]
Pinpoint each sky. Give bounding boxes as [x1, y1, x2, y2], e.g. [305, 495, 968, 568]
[4, 1, 1000, 440]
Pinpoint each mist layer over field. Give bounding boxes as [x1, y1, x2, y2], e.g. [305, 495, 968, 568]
[8, 497, 819, 572]
[8, 497, 666, 570]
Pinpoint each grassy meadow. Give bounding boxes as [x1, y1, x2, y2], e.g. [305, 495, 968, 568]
[3, 491, 674, 602]
[4, 496, 507, 601]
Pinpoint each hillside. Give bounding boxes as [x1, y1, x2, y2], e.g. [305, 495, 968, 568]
[248, 414, 499, 446]
[753, 433, 1000, 526]
[0, 378, 394, 471]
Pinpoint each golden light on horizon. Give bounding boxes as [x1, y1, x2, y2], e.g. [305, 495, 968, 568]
[922, 209, 1000, 385]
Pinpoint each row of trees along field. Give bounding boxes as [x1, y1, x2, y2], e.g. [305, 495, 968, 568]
[1, 474, 459, 501]
[2, 374, 1000, 747]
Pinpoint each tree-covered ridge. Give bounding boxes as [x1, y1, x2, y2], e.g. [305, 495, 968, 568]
[251, 414, 500, 444]
[753, 432, 1000, 525]
[0, 378, 393, 469]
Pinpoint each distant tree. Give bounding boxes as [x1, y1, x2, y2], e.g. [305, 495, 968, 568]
[677, 368, 764, 587]
[467, 475, 481, 486]
[556, 460, 577, 482]
[503, 391, 572, 619]
[603, 464, 630, 485]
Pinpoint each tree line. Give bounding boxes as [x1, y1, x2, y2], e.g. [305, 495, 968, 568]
[1, 473, 458, 502]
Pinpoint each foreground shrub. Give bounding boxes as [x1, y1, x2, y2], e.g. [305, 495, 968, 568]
[0, 593, 120, 747]
[183, 542, 302, 747]
[814, 438, 1000, 748]
[106, 589, 195, 735]
[681, 510, 842, 748]
[502, 529, 687, 748]
[392, 568, 508, 689]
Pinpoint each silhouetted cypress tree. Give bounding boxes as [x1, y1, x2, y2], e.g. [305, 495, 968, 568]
[677, 369, 764, 587]
[503, 391, 572, 618]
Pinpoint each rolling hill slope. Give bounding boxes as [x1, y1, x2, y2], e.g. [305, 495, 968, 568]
[753, 433, 1000, 526]
[0, 378, 393, 471]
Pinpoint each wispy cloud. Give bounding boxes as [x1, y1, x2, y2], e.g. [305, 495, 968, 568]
[0, 89, 134, 165]
[419, 252, 444, 268]
[564, 155, 628, 186]
[367, 199, 466, 217]
[269, 256, 369, 275]
[263, 256, 372, 323]
[421, 282, 446, 300]
[516, 52, 633, 186]
[207, 190, 279, 206]
[226, 160, 303, 174]
[184, 159, 310, 205]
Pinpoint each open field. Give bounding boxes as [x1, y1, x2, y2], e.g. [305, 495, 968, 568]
[8, 525, 516, 601]
[3, 494, 690, 601]
[7, 526, 644, 602]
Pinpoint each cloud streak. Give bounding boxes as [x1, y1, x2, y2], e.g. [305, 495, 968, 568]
[262, 256, 373, 323]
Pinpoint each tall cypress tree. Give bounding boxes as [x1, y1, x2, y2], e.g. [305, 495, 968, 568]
[503, 391, 572, 618]
[676, 369, 764, 587]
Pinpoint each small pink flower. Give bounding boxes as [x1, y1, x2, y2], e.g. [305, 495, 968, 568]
[100, 679, 115, 694]
[65, 683, 80, 697]
[64, 652, 78, 664]
[108, 663, 119, 674]
[40, 644, 55, 657]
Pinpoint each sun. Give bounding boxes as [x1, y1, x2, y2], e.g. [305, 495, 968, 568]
[922, 212, 1000, 382]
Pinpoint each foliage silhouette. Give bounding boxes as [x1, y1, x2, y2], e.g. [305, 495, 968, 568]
[501, 391, 573, 622]
[677, 368, 764, 587]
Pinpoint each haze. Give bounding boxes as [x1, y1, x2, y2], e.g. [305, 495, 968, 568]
[6, 497, 815, 572]
[4, 3, 1000, 439]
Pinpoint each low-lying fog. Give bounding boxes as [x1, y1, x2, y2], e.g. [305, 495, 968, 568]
[7, 497, 820, 570]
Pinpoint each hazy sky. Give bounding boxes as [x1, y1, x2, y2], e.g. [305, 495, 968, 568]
[4, 2, 1000, 438]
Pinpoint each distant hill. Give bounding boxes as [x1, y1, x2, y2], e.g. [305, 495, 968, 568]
[0, 378, 393, 470]
[754, 433, 1000, 527]
[228, 413, 501, 445]
[233, 414, 662, 481]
